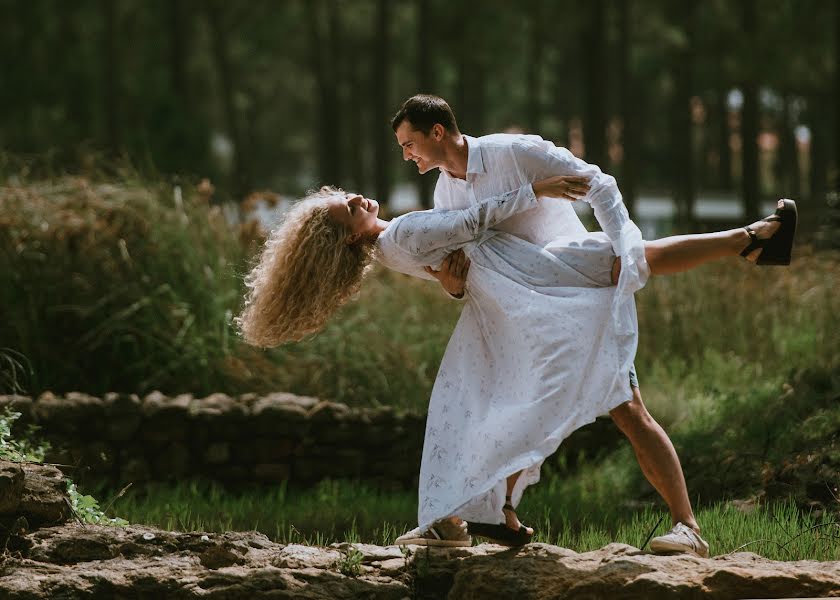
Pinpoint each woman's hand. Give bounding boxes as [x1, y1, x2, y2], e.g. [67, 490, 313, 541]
[532, 175, 591, 201]
[424, 249, 470, 298]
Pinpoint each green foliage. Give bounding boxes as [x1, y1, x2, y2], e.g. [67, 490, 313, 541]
[66, 480, 129, 527]
[0, 406, 49, 463]
[335, 546, 364, 578]
[0, 176, 462, 405]
[0, 406, 127, 527]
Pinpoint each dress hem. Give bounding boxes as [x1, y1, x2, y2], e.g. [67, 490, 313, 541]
[417, 383, 634, 531]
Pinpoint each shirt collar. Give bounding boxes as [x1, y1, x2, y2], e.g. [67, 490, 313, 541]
[464, 135, 485, 176]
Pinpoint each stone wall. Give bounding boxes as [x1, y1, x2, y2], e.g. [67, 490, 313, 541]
[0, 392, 426, 488]
[0, 391, 622, 488]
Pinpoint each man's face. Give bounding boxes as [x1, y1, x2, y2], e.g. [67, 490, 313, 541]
[394, 121, 444, 175]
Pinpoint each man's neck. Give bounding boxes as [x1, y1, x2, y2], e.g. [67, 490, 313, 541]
[440, 134, 470, 180]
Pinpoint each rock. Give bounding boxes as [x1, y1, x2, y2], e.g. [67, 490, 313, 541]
[152, 442, 192, 479]
[252, 463, 290, 482]
[193, 393, 249, 439]
[0, 461, 71, 527]
[237, 438, 295, 462]
[32, 392, 103, 433]
[203, 442, 231, 465]
[18, 463, 72, 526]
[141, 393, 192, 442]
[120, 457, 152, 484]
[0, 461, 24, 514]
[101, 393, 142, 442]
[307, 401, 350, 422]
[3, 531, 840, 599]
[251, 395, 310, 437]
[0, 395, 34, 423]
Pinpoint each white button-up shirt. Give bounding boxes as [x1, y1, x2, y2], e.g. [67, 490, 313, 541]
[434, 133, 649, 334]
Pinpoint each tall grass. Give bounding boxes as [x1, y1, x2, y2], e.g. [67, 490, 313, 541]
[0, 175, 462, 403]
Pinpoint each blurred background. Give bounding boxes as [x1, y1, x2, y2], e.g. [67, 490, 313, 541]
[1, 0, 839, 554]
[2, 0, 839, 233]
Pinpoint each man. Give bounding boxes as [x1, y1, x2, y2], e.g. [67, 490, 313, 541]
[391, 94, 709, 557]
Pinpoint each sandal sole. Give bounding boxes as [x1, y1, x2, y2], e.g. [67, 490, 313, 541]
[757, 199, 797, 266]
[467, 522, 533, 546]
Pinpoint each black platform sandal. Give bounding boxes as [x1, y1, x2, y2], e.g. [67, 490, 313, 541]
[466, 496, 534, 547]
[740, 199, 798, 266]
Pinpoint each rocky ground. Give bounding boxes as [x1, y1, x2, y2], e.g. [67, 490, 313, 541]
[2, 460, 840, 599]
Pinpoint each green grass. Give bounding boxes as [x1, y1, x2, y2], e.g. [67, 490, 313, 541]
[93, 478, 839, 561]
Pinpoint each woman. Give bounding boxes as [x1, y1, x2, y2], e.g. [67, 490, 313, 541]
[236, 178, 795, 547]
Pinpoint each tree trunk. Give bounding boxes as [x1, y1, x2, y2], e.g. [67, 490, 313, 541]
[809, 95, 829, 209]
[204, 0, 246, 196]
[347, 56, 366, 193]
[101, 0, 119, 157]
[417, 0, 434, 208]
[616, 0, 636, 216]
[373, 0, 391, 205]
[835, 0, 840, 186]
[169, 0, 187, 104]
[717, 87, 732, 190]
[582, 0, 607, 167]
[669, 2, 695, 230]
[307, 1, 342, 187]
[777, 93, 798, 197]
[526, 0, 544, 133]
[740, 0, 760, 222]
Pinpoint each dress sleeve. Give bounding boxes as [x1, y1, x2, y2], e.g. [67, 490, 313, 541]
[512, 138, 649, 335]
[391, 183, 539, 256]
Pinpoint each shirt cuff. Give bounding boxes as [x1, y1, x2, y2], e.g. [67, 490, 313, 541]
[612, 220, 650, 335]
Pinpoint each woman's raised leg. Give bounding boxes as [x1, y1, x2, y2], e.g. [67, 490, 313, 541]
[612, 215, 781, 282]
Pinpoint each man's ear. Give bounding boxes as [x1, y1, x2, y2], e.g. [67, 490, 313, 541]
[431, 123, 445, 141]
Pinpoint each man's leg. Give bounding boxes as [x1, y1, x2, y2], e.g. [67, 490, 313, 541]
[609, 386, 699, 532]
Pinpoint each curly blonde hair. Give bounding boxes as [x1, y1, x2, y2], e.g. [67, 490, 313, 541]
[235, 186, 377, 347]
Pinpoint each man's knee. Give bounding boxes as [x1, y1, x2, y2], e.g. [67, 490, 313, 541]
[610, 388, 656, 435]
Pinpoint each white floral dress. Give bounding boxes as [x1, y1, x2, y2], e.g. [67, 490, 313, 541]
[376, 183, 647, 531]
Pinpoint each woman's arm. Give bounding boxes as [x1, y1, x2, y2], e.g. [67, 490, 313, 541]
[391, 183, 540, 255]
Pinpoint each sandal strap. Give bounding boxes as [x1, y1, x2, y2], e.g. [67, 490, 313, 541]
[740, 225, 765, 258]
[503, 503, 515, 511]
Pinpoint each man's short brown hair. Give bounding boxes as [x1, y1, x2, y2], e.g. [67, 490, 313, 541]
[391, 94, 459, 135]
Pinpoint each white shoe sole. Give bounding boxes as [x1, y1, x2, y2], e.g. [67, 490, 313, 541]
[650, 538, 709, 558]
[394, 537, 472, 547]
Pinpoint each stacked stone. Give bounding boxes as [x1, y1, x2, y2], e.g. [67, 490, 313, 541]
[0, 392, 425, 488]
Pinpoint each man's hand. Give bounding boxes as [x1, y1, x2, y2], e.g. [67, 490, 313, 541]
[424, 249, 471, 298]
[532, 175, 591, 201]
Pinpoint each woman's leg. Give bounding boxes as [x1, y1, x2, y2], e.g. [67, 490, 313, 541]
[504, 471, 534, 534]
[612, 217, 781, 282]
[446, 471, 533, 533]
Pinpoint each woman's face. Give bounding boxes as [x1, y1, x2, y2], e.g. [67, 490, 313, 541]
[327, 193, 380, 244]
